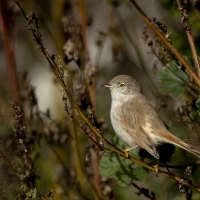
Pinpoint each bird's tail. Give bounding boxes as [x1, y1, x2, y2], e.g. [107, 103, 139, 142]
[161, 131, 200, 159]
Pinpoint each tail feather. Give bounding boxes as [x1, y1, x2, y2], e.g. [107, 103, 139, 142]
[178, 140, 200, 159]
[161, 132, 200, 159]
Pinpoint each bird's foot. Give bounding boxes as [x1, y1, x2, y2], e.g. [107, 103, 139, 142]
[122, 149, 129, 158]
[153, 160, 159, 176]
[153, 164, 159, 176]
[123, 145, 138, 158]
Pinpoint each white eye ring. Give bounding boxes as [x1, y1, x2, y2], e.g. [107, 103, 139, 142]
[120, 83, 125, 88]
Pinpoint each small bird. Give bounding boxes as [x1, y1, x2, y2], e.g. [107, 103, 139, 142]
[103, 75, 200, 173]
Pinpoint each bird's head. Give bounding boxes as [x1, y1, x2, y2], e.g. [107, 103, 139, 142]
[102, 75, 141, 100]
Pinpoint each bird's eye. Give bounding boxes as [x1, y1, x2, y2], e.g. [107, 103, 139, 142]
[120, 83, 125, 88]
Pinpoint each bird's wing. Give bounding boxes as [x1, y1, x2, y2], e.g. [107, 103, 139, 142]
[115, 96, 163, 159]
[125, 126, 159, 159]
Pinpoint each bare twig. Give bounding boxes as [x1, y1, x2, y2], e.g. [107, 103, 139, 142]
[0, 0, 19, 104]
[132, 183, 156, 200]
[78, 0, 88, 54]
[128, 0, 200, 88]
[176, 0, 200, 79]
[77, 1, 102, 198]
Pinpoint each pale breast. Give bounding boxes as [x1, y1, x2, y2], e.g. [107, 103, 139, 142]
[110, 104, 136, 147]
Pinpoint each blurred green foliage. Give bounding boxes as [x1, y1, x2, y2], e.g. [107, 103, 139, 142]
[99, 136, 148, 187]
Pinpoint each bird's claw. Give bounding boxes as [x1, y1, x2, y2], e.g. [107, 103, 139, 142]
[123, 149, 129, 158]
[153, 164, 159, 176]
[153, 160, 159, 176]
[123, 145, 138, 158]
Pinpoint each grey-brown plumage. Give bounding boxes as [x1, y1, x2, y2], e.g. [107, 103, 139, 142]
[103, 75, 200, 160]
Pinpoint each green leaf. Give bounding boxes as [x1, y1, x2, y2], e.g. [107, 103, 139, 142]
[99, 135, 148, 187]
[99, 151, 136, 187]
[132, 165, 149, 180]
[196, 99, 200, 115]
[157, 56, 197, 99]
[158, 60, 187, 98]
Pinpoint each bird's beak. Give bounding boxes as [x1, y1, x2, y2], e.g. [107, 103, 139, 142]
[102, 84, 114, 88]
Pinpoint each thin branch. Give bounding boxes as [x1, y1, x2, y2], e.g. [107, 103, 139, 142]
[146, 162, 199, 169]
[78, 0, 88, 53]
[77, 2, 102, 196]
[187, 33, 200, 77]
[132, 182, 156, 200]
[128, 0, 200, 88]
[0, 1, 19, 104]
[176, 0, 200, 79]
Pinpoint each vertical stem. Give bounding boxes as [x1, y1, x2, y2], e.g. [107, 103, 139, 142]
[78, 1, 103, 198]
[176, 0, 200, 79]
[0, 1, 19, 104]
[187, 32, 200, 78]
[78, 0, 88, 52]
[72, 122, 86, 192]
